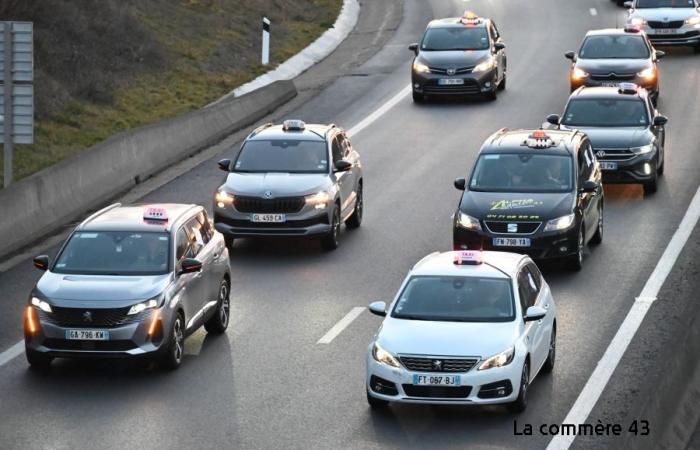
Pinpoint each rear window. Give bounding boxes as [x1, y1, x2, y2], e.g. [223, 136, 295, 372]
[233, 140, 328, 174]
[579, 35, 649, 59]
[563, 98, 649, 127]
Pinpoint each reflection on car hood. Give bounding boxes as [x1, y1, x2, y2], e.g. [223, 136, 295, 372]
[461, 191, 575, 222]
[418, 50, 490, 68]
[224, 172, 329, 197]
[576, 58, 650, 75]
[632, 7, 697, 21]
[377, 317, 518, 359]
[563, 125, 651, 148]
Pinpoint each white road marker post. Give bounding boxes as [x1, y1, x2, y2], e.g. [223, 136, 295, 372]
[262, 17, 270, 65]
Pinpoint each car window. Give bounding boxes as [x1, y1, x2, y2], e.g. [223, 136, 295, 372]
[196, 211, 213, 244]
[331, 136, 343, 162]
[175, 227, 193, 261]
[490, 23, 499, 41]
[186, 217, 205, 255]
[338, 134, 351, 158]
[470, 153, 574, 193]
[517, 270, 529, 312]
[527, 262, 543, 288]
[518, 267, 539, 309]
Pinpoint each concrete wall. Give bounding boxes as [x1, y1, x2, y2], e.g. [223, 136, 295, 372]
[0, 80, 296, 257]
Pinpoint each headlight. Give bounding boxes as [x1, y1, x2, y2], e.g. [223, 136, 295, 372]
[629, 17, 646, 27]
[571, 67, 589, 81]
[631, 144, 653, 154]
[412, 61, 430, 74]
[478, 346, 515, 370]
[305, 191, 331, 210]
[31, 297, 52, 313]
[636, 67, 655, 80]
[127, 298, 159, 315]
[473, 57, 495, 73]
[215, 190, 235, 208]
[685, 16, 700, 26]
[456, 212, 482, 231]
[543, 213, 575, 232]
[372, 342, 401, 368]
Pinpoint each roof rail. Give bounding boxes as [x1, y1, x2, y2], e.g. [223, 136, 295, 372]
[412, 251, 441, 270]
[247, 122, 274, 139]
[79, 203, 122, 228]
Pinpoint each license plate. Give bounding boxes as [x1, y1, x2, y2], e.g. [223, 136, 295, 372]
[413, 374, 461, 386]
[438, 78, 464, 85]
[65, 329, 109, 340]
[600, 161, 618, 170]
[250, 213, 286, 223]
[493, 237, 531, 247]
[601, 82, 619, 87]
[653, 29, 676, 35]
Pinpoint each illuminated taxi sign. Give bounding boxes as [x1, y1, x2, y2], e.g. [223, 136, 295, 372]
[618, 83, 639, 95]
[525, 130, 555, 149]
[460, 11, 481, 25]
[454, 250, 483, 265]
[282, 119, 306, 131]
[144, 207, 168, 221]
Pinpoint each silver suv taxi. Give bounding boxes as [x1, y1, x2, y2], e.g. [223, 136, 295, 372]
[25, 203, 231, 370]
[214, 120, 363, 250]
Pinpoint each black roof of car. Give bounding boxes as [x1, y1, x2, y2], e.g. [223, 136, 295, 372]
[479, 128, 585, 157]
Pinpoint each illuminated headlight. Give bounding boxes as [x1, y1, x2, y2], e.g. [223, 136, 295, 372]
[473, 57, 495, 73]
[478, 346, 515, 370]
[372, 342, 401, 368]
[31, 297, 52, 313]
[571, 67, 589, 81]
[629, 17, 646, 27]
[631, 144, 653, 154]
[543, 213, 575, 232]
[215, 190, 235, 208]
[305, 191, 331, 210]
[127, 299, 159, 315]
[456, 212, 482, 231]
[636, 67, 655, 80]
[685, 16, 700, 26]
[412, 61, 430, 74]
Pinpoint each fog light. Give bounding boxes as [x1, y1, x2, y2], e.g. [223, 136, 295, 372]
[485, 81, 491, 88]
[643, 163, 651, 175]
[414, 83, 419, 88]
[559, 246, 568, 253]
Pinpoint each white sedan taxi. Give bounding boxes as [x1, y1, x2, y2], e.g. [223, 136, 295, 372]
[365, 250, 556, 412]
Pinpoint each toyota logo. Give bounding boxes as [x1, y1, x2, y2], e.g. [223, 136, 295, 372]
[263, 191, 273, 199]
[596, 150, 606, 158]
[82, 311, 93, 323]
[446, 68, 456, 76]
[432, 360, 443, 370]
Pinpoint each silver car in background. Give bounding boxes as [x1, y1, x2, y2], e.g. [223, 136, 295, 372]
[626, 0, 700, 51]
[25, 203, 231, 370]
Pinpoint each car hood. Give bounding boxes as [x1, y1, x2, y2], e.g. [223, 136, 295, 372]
[562, 125, 651, 148]
[223, 172, 329, 197]
[36, 271, 171, 308]
[460, 191, 575, 222]
[632, 7, 697, 21]
[377, 317, 519, 359]
[417, 50, 490, 68]
[576, 58, 650, 75]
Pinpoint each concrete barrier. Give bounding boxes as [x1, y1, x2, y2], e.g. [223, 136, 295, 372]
[0, 80, 296, 257]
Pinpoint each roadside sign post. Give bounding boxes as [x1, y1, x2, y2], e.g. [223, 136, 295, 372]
[262, 17, 270, 65]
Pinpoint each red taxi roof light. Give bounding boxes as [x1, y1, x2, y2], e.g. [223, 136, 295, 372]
[144, 207, 168, 221]
[525, 130, 556, 149]
[454, 250, 483, 266]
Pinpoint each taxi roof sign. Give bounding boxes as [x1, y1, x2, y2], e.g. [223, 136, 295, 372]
[618, 83, 639, 95]
[454, 250, 483, 265]
[282, 119, 306, 131]
[460, 11, 481, 25]
[144, 207, 168, 221]
[525, 130, 556, 149]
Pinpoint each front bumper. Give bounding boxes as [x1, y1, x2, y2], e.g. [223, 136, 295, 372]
[597, 151, 657, 184]
[214, 207, 331, 238]
[412, 67, 498, 97]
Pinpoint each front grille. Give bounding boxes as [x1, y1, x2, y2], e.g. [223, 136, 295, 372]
[595, 148, 636, 161]
[484, 221, 541, 235]
[399, 356, 478, 373]
[43, 339, 136, 351]
[589, 73, 636, 81]
[234, 196, 305, 214]
[39, 307, 150, 328]
[648, 20, 684, 29]
[402, 385, 472, 398]
[429, 66, 473, 75]
[216, 214, 328, 229]
[423, 80, 481, 95]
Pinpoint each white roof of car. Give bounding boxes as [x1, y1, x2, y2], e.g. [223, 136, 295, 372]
[410, 251, 526, 279]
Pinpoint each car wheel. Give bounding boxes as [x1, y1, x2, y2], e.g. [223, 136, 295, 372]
[542, 325, 556, 373]
[498, 74, 506, 91]
[367, 389, 389, 409]
[26, 348, 52, 370]
[412, 91, 424, 103]
[205, 279, 230, 334]
[224, 235, 235, 249]
[568, 226, 585, 271]
[321, 206, 341, 251]
[485, 87, 497, 101]
[694, 44, 700, 54]
[346, 184, 363, 229]
[643, 162, 658, 195]
[508, 361, 529, 413]
[590, 204, 603, 245]
[657, 148, 665, 175]
[161, 312, 185, 370]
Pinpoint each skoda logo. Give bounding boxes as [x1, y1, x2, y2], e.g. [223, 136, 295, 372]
[507, 223, 518, 233]
[446, 68, 456, 76]
[596, 150, 606, 158]
[432, 360, 443, 370]
[82, 311, 93, 323]
[263, 191, 273, 199]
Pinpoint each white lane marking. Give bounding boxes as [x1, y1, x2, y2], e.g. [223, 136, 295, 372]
[589, 8, 598, 16]
[0, 341, 24, 368]
[547, 186, 700, 450]
[317, 307, 366, 344]
[347, 85, 411, 138]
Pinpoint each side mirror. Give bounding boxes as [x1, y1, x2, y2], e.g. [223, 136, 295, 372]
[653, 115, 668, 126]
[524, 306, 546, 322]
[564, 51, 576, 61]
[179, 258, 202, 275]
[408, 43, 419, 55]
[218, 159, 231, 172]
[623, 1, 633, 8]
[334, 159, 353, 172]
[454, 177, 466, 191]
[494, 42, 506, 51]
[368, 301, 387, 317]
[33, 255, 49, 271]
[546, 114, 561, 126]
[580, 180, 599, 193]
[655, 50, 665, 60]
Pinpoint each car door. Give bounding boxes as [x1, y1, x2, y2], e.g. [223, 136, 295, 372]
[577, 143, 597, 242]
[331, 134, 353, 217]
[525, 263, 551, 369]
[183, 215, 219, 328]
[517, 266, 541, 372]
[648, 96, 665, 165]
[339, 132, 360, 213]
[173, 225, 201, 331]
[490, 22, 505, 82]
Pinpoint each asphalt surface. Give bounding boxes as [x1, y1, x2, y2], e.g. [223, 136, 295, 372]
[1, 0, 699, 449]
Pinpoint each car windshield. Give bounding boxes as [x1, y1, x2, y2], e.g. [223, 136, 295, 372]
[233, 140, 328, 173]
[563, 98, 649, 127]
[421, 27, 490, 51]
[53, 231, 170, 275]
[469, 153, 574, 193]
[636, 0, 695, 7]
[391, 276, 515, 322]
[579, 35, 649, 59]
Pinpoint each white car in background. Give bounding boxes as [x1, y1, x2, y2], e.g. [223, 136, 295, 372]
[365, 251, 556, 412]
[625, 0, 700, 52]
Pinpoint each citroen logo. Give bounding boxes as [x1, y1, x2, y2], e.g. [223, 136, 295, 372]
[263, 191, 273, 199]
[507, 223, 518, 233]
[446, 68, 456, 76]
[82, 311, 93, 323]
[433, 360, 443, 370]
[596, 150, 606, 158]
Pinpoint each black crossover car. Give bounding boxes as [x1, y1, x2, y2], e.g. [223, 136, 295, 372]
[547, 83, 667, 194]
[409, 11, 506, 102]
[453, 129, 604, 270]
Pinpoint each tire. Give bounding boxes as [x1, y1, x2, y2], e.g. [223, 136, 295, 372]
[657, 148, 665, 175]
[567, 226, 585, 271]
[643, 162, 658, 195]
[508, 361, 529, 413]
[160, 312, 185, 370]
[412, 91, 424, 103]
[485, 87, 497, 101]
[345, 184, 363, 229]
[204, 279, 230, 334]
[224, 235, 235, 249]
[542, 325, 556, 373]
[694, 44, 700, 54]
[367, 389, 389, 409]
[590, 204, 603, 245]
[498, 74, 506, 91]
[26, 349, 52, 370]
[321, 206, 341, 251]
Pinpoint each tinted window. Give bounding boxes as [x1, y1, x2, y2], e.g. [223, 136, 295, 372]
[186, 218, 205, 256]
[579, 35, 649, 59]
[233, 140, 328, 173]
[196, 211, 213, 244]
[470, 153, 574, 193]
[421, 27, 490, 51]
[636, 0, 695, 7]
[391, 276, 515, 322]
[517, 268, 539, 309]
[578, 143, 594, 179]
[54, 231, 170, 275]
[331, 136, 343, 162]
[175, 228, 190, 261]
[562, 99, 649, 127]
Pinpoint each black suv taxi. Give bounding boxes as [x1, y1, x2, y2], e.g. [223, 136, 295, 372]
[453, 129, 604, 270]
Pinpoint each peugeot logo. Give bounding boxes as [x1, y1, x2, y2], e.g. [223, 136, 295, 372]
[596, 150, 606, 158]
[446, 68, 456, 76]
[507, 223, 518, 233]
[82, 311, 93, 323]
[263, 191, 273, 199]
[432, 360, 443, 370]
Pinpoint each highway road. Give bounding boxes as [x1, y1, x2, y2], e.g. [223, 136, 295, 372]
[1, 0, 699, 449]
